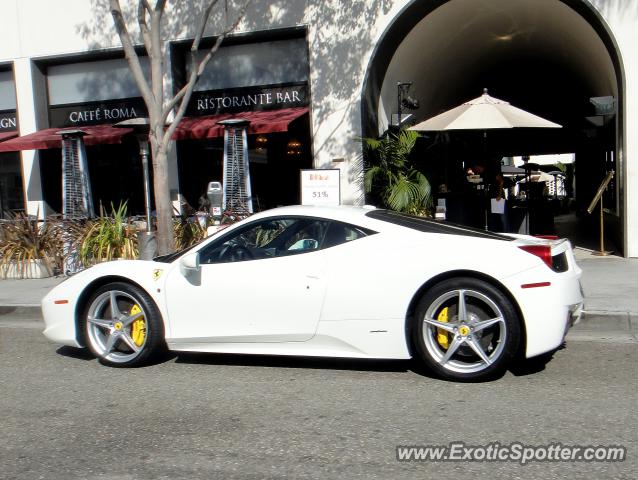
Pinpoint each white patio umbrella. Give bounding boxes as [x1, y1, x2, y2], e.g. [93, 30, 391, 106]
[517, 170, 555, 184]
[409, 89, 561, 231]
[409, 89, 562, 131]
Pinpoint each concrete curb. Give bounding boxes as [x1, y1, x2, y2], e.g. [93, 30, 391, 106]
[577, 310, 635, 332]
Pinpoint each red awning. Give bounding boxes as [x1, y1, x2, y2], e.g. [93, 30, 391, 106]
[0, 131, 18, 143]
[0, 124, 135, 152]
[172, 106, 309, 140]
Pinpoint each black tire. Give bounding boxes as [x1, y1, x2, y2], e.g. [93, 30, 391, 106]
[411, 277, 520, 381]
[83, 282, 165, 367]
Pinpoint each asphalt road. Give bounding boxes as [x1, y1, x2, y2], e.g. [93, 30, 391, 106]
[1, 315, 636, 480]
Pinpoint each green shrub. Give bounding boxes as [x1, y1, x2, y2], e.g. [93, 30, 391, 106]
[78, 202, 138, 264]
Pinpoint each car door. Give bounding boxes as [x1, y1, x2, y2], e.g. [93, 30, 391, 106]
[164, 217, 330, 343]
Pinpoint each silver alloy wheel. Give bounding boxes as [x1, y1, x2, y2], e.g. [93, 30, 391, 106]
[86, 289, 148, 364]
[421, 288, 507, 374]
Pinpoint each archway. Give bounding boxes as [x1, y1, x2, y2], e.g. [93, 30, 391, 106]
[361, 0, 625, 253]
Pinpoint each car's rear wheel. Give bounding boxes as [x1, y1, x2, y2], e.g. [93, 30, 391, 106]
[412, 277, 520, 381]
[83, 282, 164, 367]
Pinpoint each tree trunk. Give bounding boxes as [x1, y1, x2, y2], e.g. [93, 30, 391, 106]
[150, 125, 173, 255]
[109, 0, 250, 255]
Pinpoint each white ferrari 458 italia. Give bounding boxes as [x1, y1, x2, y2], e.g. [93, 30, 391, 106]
[42, 205, 583, 381]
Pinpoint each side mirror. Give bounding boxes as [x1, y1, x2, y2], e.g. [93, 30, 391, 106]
[180, 252, 200, 275]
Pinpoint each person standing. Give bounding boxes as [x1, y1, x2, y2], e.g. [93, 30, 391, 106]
[490, 174, 509, 232]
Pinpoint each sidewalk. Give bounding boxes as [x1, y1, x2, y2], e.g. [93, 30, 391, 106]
[0, 250, 637, 335]
[0, 275, 64, 316]
[571, 247, 638, 339]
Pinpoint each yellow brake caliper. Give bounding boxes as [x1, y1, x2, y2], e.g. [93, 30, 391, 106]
[130, 304, 146, 347]
[436, 307, 450, 349]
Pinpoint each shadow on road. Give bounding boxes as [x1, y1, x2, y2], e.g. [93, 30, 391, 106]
[55, 346, 178, 368]
[56, 346, 95, 361]
[55, 345, 558, 380]
[174, 351, 413, 374]
[509, 344, 564, 377]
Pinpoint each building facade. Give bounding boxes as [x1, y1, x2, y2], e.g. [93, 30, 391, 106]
[0, 0, 636, 255]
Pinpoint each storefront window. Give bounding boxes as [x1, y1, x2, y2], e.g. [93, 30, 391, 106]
[0, 154, 24, 217]
[177, 115, 312, 212]
[36, 57, 150, 217]
[0, 70, 21, 217]
[39, 138, 147, 217]
[175, 34, 312, 213]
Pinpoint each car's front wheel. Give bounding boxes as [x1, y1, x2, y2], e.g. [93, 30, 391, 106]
[83, 282, 164, 367]
[412, 277, 520, 381]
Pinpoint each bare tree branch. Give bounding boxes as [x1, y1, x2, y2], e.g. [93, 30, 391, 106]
[156, 0, 221, 120]
[109, 0, 154, 108]
[193, 0, 222, 49]
[153, 0, 167, 13]
[149, 7, 163, 116]
[137, 0, 153, 52]
[162, 0, 250, 144]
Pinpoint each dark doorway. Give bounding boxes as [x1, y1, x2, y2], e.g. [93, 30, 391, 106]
[176, 114, 312, 212]
[39, 136, 146, 217]
[361, 0, 624, 252]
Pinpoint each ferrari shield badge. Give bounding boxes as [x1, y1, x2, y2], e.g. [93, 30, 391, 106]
[152, 269, 163, 281]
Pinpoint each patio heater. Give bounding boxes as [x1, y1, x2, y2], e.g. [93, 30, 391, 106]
[218, 119, 253, 216]
[57, 129, 95, 274]
[114, 118, 157, 260]
[58, 129, 95, 220]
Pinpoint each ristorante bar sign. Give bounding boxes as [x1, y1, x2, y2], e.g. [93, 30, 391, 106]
[186, 83, 308, 116]
[49, 98, 148, 128]
[0, 110, 18, 132]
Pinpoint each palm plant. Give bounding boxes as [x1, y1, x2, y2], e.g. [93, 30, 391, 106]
[362, 128, 432, 215]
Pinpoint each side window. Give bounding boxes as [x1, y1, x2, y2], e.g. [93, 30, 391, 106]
[281, 219, 330, 253]
[321, 221, 371, 249]
[199, 218, 330, 264]
[198, 217, 373, 265]
[199, 219, 293, 264]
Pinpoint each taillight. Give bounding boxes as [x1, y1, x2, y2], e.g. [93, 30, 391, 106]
[534, 235, 558, 240]
[519, 244, 553, 269]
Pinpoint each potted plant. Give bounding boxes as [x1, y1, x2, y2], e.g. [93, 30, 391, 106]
[78, 202, 138, 265]
[0, 213, 60, 279]
[362, 128, 433, 215]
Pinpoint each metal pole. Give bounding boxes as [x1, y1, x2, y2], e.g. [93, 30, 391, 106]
[526, 170, 530, 235]
[586, 170, 613, 256]
[137, 136, 158, 260]
[397, 83, 402, 129]
[599, 194, 604, 254]
[139, 138, 152, 233]
[523, 156, 530, 234]
[483, 131, 488, 230]
[591, 194, 610, 256]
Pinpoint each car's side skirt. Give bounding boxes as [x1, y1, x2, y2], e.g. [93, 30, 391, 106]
[166, 318, 412, 359]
